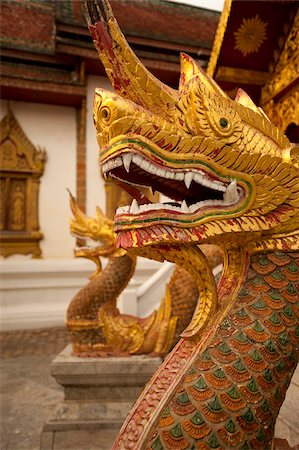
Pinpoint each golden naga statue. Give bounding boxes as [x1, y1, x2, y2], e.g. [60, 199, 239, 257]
[82, 0, 299, 448]
[66, 192, 220, 356]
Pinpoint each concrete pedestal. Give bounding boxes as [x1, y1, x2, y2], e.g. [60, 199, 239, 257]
[40, 345, 161, 450]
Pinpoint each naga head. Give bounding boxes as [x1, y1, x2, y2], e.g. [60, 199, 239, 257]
[83, 0, 299, 254]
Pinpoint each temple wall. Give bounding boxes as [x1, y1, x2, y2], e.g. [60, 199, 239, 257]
[0, 88, 163, 330]
[0, 99, 76, 258]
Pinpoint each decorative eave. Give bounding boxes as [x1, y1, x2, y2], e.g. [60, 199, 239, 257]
[207, 0, 298, 104]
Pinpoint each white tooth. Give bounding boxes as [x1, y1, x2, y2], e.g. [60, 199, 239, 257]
[132, 155, 143, 166]
[165, 170, 174, 179]
[174, 173, 184, 181]
[147, 163, 156, 175]
[122, 154, 132, 172]
[223, 180, 239, 204]
[140, 159, 150, 171]
[156, 168, 165, 177]
[130, 199, 139, 214]
[181, 200, 190, 213]
[184, 172, 194, 189]
[194, 173, 205, 185]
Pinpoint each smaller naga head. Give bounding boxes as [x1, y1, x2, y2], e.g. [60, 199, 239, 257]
[84, 0, 299, 256]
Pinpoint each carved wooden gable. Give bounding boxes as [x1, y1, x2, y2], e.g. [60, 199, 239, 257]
[0, 110, 47, 257]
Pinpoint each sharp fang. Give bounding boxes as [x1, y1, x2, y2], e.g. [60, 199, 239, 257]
[223, 180, 239, 204]
[184, 172, 194, 189]
[130, 199, 139, 214]
[181, 200, 190, 213]
[123, 154, 132, 173]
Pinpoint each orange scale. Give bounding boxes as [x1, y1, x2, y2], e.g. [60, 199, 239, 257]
[182, 420, 211, 440]
[254, 406, 272, 425]
[243, 356, 267, 372]
[205, 373, 231, 390]
[260, 347, 281, 364]
[225, 366, 251, 383]
[245, 328, 271, 343]
[219, 392, 247, 412]
[161, 431, 189, 450]
[263, 320, 285, 335]
[280, 289, 298, 303]
[267, 254, 291, 266]
[188, 386, 214, 402]
[217, 428, 244, 447]
[229, 339, 254, 354]
[261, 293, 286, 310]
[210, 348, 237, 364]
[251, 261, 276, 275]
[236, 416, 260, 433]
[158, 415, 175, 428]
[199, 405, 229, 424]
[281, 268, 299, 281]
[263, 276, 289, 289]
[239, 386, 263, 403]
[172, 399, 196, 416]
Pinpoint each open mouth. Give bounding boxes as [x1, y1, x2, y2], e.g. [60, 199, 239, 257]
[102, 151, 245, 219]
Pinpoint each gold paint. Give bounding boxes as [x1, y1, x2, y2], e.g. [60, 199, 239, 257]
[207, 0, 232, 77]
[261, 10, 299, 105]
[234, 15, 267, 57]
[216, 66, 269, 86]
[0, 109, 46, 258]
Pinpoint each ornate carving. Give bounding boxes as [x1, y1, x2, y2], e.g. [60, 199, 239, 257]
[217, 66, 269, 85]
[261, 9, 299, 105]
[234, 15, 267, 57]
[263, 87, 299, 133]
[82, 0, 299, 448]
[207, 0, 232, 77]
[0, 109, 46, 257]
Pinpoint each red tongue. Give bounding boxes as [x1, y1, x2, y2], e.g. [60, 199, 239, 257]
[116, 181, 150, 205]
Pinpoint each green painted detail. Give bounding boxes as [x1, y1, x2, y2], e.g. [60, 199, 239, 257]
[201, 349, 212, 361]
[284, 305, 294, 318]
[227, 385, 241, 399]
[242, 408, 255, 423]
[287, 261, 298, 273]
[236, 307, 248, 318]
[259, 255, 270, 266]
[247, 378, 259, 393]
[256, 428, 265, 442]
[191, 411, 205, 426]
[286, 283, 297, 295]
[252, 321, 265, 333]
[235, 331, 249, 343]
[249, 349, 263, 362]
[208, 431, 221, 449]
[269, 312, 281, 325]
[161, 406, 170, 417]
[279, 332, 290, 346]
[151, 436, 163, 450]
[170, 423, 183, 438]
[239, 286, 249, 297]
[213, 368, 226, 379]
[276, 360, 285, 373]
[194, 376, 207, 390]
[263, 369, 273, 383]
[265, 340, 277, 354]
[216, 342, 232, 354]
[225, 418, 237, 433]
[208, 397, 223, 412]
[251, 276, 265, 286]
[261, 399, 270, 413]
[234, 359, 247, 371]
[252, 297, 267, 310]
[274, 387, 282, 401]
[272, 270, 283, 281]
[274, 252, 286, 258]
[240, 441, 250, 450]
[177, 392, 190, 404]
[270, 291, 282, 301]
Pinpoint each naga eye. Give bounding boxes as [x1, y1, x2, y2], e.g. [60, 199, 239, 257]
[100, 106, 110, 121]
[219, 118, 228, 128]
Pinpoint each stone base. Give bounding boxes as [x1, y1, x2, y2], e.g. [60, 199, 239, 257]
[40, 345, 162, 450]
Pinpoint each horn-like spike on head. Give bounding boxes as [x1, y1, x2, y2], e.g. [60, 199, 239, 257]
[235, 88, 269, 119]
[179, 53, 229, 101]
[82, 0, 178, 118]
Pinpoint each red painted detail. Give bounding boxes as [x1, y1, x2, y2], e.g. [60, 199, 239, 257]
[212, 148, 220, 156]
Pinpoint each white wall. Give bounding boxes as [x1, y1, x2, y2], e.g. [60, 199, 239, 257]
[0, 100, 76, 258]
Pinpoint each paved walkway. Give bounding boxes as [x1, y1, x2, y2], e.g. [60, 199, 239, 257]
[0, 327, 298, 450]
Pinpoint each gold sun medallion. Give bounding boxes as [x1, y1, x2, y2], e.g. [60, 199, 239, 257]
[234, 15, 267, 57]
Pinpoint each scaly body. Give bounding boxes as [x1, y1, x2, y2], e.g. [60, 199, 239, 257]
[82, 0, 299, 447]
